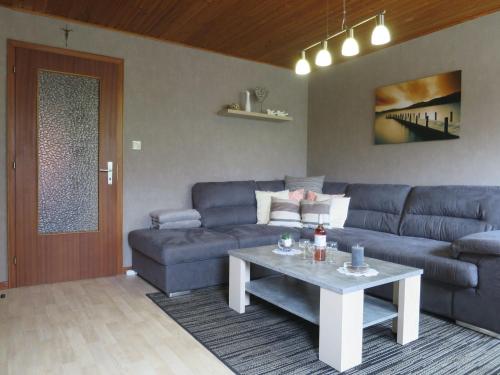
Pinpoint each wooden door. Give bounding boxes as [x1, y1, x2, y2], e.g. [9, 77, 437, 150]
[7, 41, 123, 287]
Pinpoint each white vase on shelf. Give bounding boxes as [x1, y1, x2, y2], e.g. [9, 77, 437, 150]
[240, 90, 252, 112]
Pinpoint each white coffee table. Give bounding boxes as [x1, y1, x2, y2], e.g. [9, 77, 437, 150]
[228, 245, 423, 372]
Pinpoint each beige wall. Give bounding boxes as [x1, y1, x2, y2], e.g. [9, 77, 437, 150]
[0, 8, 309, 282]
[308, 12, 500, 186]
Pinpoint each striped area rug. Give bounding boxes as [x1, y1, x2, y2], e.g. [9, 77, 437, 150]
[147, 287, 500, 375]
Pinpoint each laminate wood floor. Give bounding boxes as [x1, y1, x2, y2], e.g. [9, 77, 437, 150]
[0, 275, 233, 375]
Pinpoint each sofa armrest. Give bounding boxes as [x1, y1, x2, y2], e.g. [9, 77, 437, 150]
[454, 253, 500, 333]
[452, 230, 500, 258]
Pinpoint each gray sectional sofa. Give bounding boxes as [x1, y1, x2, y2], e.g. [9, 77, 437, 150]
[129, 180, 500, 334]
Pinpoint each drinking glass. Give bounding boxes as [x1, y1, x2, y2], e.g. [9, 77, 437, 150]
[299, 239, 310, 260]
[307, 243, 317, 264]
[278, 238, 295, 252]
[326, 241, 338, 264]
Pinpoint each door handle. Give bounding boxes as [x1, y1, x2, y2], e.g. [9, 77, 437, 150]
[99, 161, 113, 185]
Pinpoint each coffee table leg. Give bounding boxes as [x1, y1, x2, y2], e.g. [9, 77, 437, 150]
[228, 256, 250, 313]
[396, 275, 421, 345]
[392, 282, 399, 334]
[319, 288, 363, 372]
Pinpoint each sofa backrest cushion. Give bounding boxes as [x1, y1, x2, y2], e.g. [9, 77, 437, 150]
[400, 186, 500, 242]
[256, 180, 285, 192]
[345, 183, 412, 234]
[323, 182, 349, 195]
[192, 181, 257, 228]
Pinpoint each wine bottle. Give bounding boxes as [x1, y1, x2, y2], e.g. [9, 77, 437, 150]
[314, 215, 326, 261]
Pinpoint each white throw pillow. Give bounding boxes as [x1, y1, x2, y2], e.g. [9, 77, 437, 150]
[315, 193, 350, 228]
[255, 190, 289, 224]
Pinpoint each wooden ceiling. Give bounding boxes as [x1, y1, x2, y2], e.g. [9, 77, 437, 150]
[2, 0, 500, 69]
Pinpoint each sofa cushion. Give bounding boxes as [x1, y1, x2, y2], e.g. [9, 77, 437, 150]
[128, 228, 239, 266]
[345, 184, 412, 234]
[200, 206, 257, 228]
[322, 182, 348, 195]
[268, 197, 302, 228]
[255, 190, 289, 224]
[300, 198, 331, 228]
[300, 227, 477, 288]
[315, 194, 350, 229]
[285, 175, 325, 193]
[256, 180, 285, 192]
[399, 186, 500, 242]
[212, 224, 301, 248]
[192, 181, 257, 228]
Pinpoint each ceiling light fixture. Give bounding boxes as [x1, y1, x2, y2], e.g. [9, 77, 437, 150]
[315, 41, 332, 67]
[295, 50, 311, 75]
[371, 13, 391, 45]
[315, 0, 333, 67]
[341, 28, 359, 56]
[294, 0, 391, 75]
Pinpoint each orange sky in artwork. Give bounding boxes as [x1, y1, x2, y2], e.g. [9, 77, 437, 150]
[375, 71, 461, 112]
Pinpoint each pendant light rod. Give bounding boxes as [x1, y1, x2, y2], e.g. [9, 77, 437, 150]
[303, 10, 386, 52]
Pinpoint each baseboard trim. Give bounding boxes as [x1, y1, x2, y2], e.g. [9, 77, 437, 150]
[456, 320, 500, 339]
[122, 266, 132, 274]
[0, 282, 8, 290]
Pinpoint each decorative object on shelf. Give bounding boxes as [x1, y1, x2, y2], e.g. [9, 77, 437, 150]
[253, 87, 269, 113]
[374, 70, 461, 144]
[240, 90, 252, 112]
[295, 0, 391, 75]
[351, 244, 365, 267]
[221, 88, 291, 121]
[266, 109, 289, 117]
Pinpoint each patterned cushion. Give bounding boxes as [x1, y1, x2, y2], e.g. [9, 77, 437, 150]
[306, 191, 317, 201]
[255, 190, 289, 224]
[314, 193, 350, 229]
[289, 189, 305, 201]
[268, 197, 302, 228]
[285, 175, 325, 194]
[300, 199, 331, 228]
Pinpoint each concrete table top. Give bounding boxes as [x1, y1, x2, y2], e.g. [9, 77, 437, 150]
[229, 245, 423, 294]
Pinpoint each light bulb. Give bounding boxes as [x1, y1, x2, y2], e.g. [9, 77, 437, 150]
[371, 14, 391, 45]
[341, 28, 359, 57]
[315, 41, 332, 67]
[295, 51, 311, 75]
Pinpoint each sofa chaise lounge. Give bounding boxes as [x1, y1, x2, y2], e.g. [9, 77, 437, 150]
[129, 180, 500, 334]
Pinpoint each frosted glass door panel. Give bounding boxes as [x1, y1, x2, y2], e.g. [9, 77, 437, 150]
[38, 70, 100, 234]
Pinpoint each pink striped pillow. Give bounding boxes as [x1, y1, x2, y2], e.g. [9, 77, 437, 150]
[306, 191, 317, 201]
[289, 189, 305, 201]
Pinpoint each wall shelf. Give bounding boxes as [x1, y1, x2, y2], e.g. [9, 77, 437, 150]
[218, 108, 293, 122]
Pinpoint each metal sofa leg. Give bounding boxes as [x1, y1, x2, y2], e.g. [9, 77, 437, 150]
[456, 320, 500, 339]
[168, 290, 191, 298]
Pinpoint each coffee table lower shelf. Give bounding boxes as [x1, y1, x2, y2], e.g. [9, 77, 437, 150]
[246, 275, 397, 328]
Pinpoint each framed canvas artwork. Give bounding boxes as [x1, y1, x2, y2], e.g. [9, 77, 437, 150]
[374, 70, 461, 144]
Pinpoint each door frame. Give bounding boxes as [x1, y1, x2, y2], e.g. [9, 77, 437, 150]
[7, 40, 124, 288]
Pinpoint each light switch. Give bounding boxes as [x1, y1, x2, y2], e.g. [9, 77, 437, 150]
[132, 140, 142, 150]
